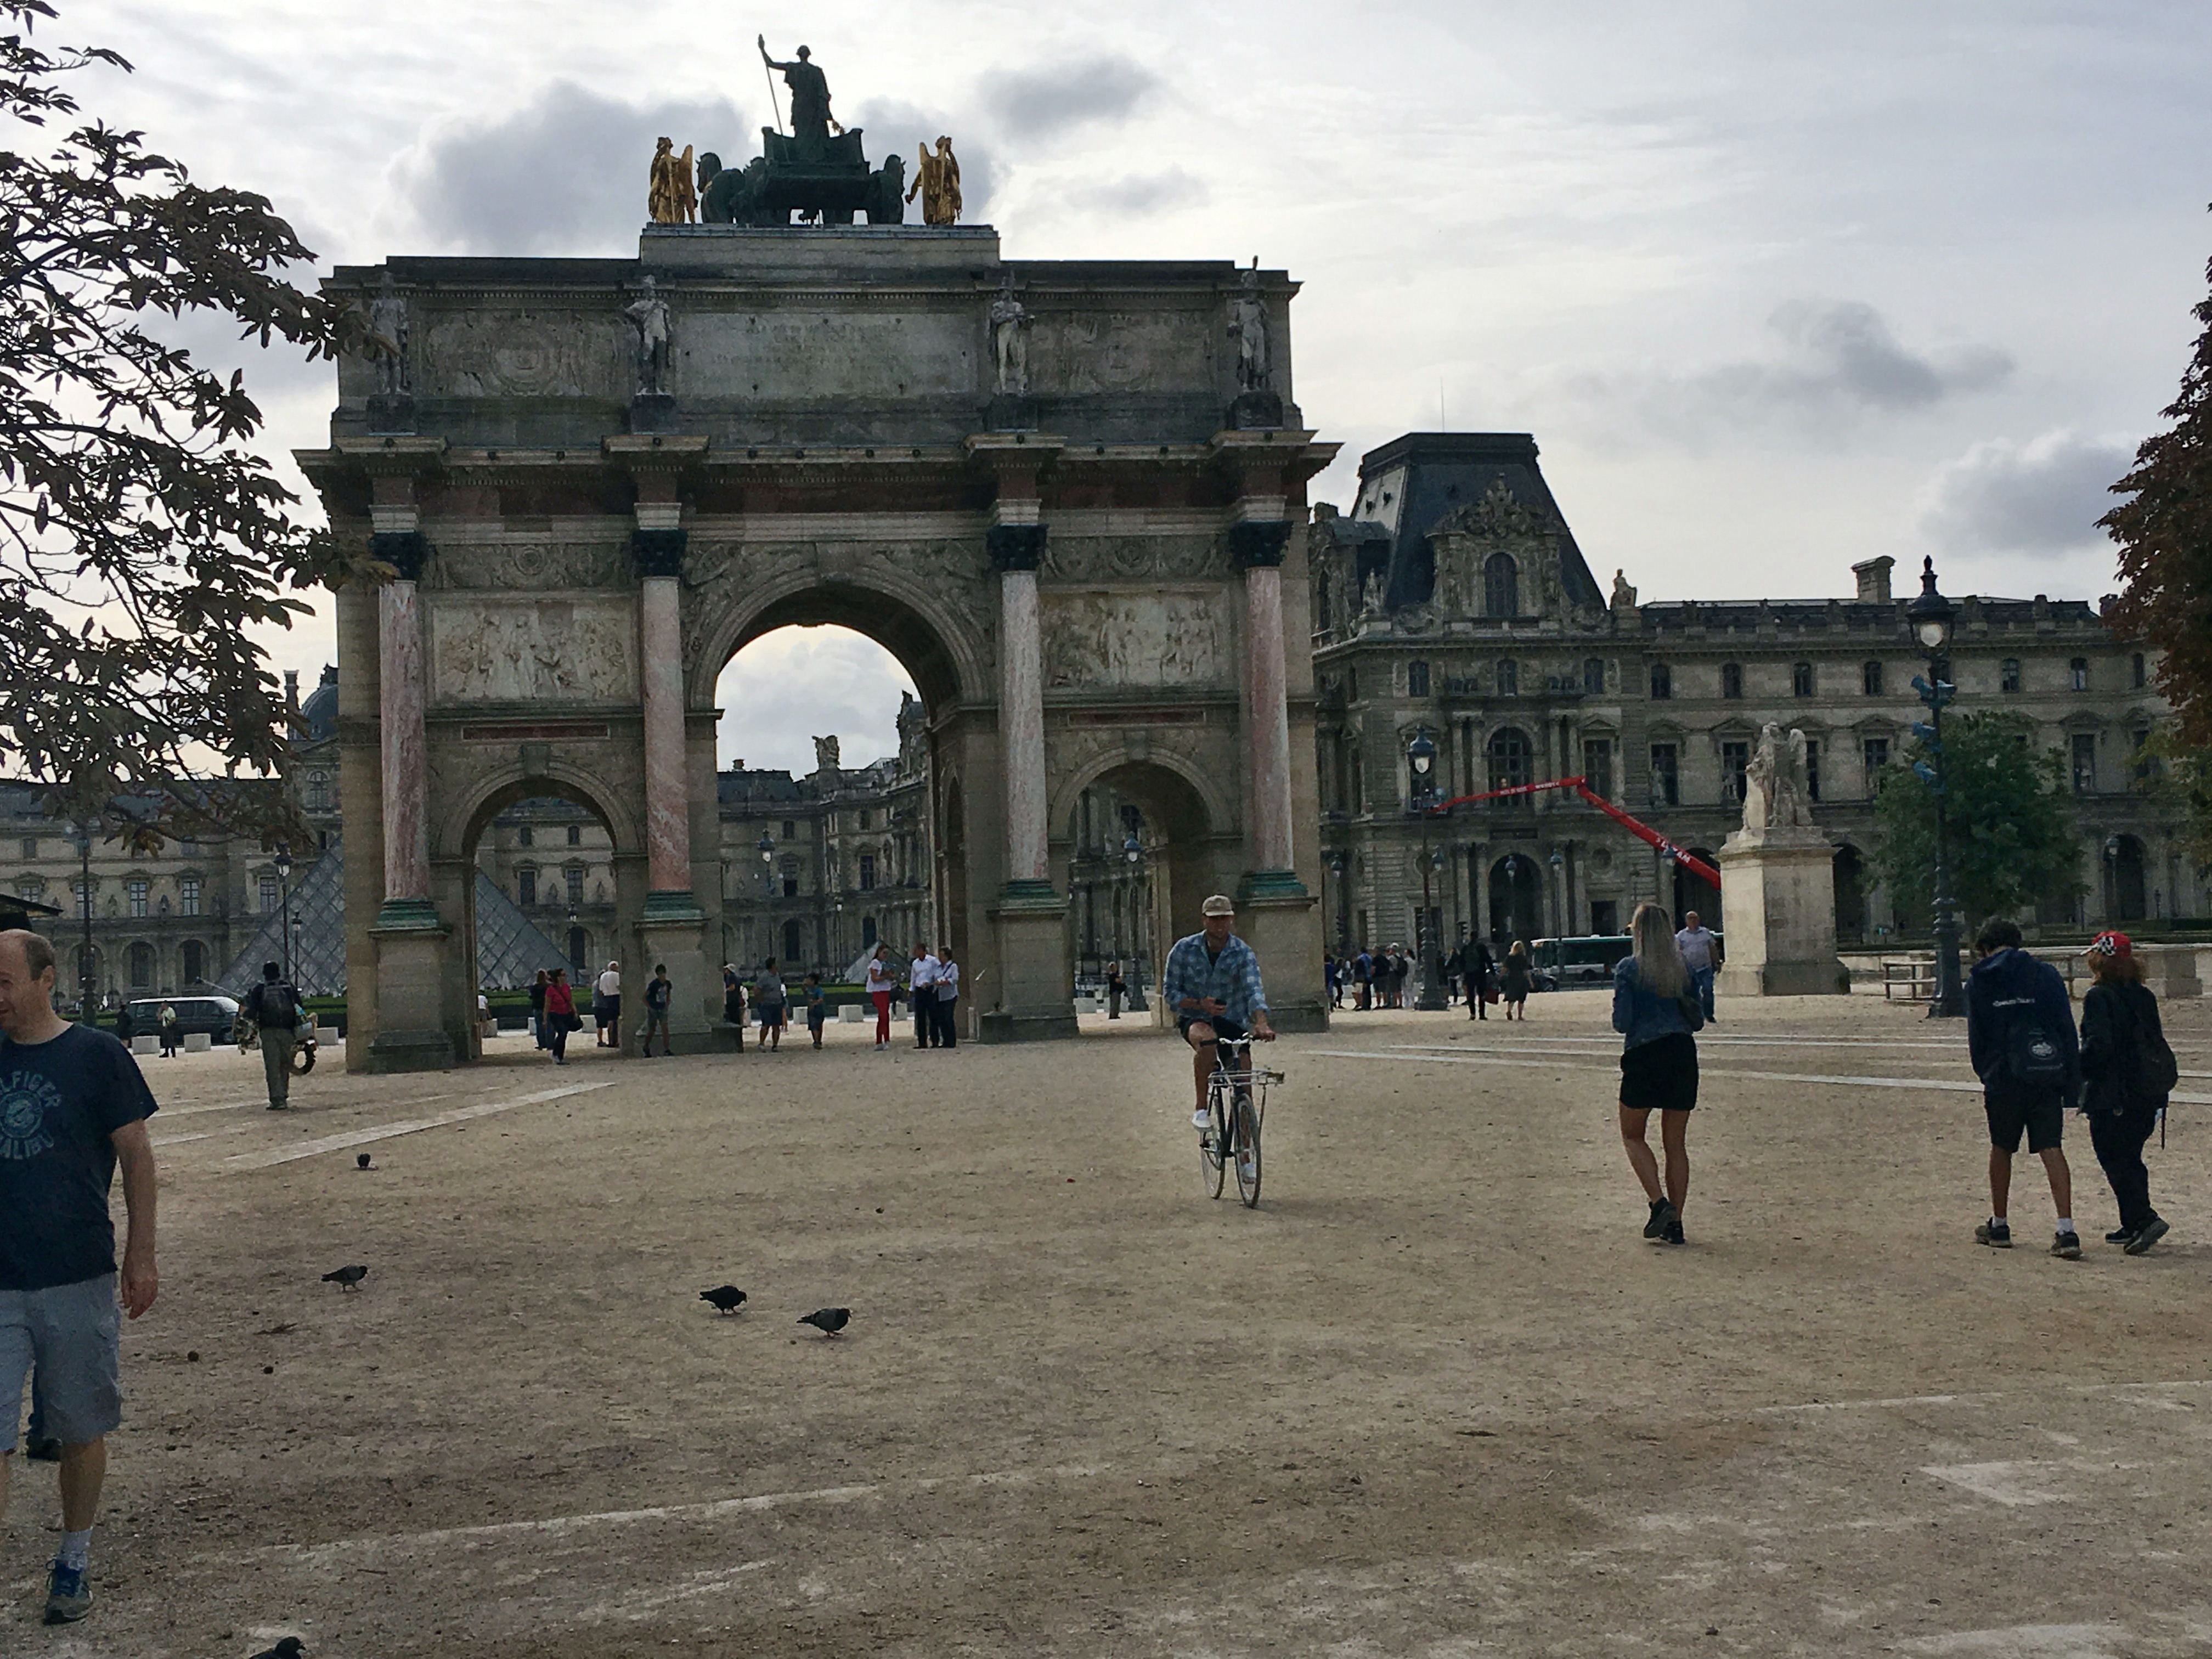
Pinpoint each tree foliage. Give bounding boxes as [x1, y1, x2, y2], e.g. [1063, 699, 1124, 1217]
[0, 1, 368, 842]
[2103, 210, 2212, 804]
[1872, 710, 2083, 933]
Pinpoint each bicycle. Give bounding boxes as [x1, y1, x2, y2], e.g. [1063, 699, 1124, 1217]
[1198, 1035, 1280, 1207]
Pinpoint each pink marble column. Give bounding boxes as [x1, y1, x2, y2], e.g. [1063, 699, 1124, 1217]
[640, 574, 691, 894]
[999, 563, 1049, 886]
[377, 577, 430, 904]
[1244, 561, 1296, 871]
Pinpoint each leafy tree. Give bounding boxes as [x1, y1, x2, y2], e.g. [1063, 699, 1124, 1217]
[0, 1, 366, 842]
[2103, 209, 2212, 845]
[1872, 710, 2083, 933]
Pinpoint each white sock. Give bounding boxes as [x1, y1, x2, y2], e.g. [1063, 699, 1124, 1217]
[1990, 1215, 2007, 1228]
[60, 1527, 91, 1571]
[2057, 1217, 2075, 1235]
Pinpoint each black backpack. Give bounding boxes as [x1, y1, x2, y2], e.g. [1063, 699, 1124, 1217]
[2112, 986, 2180, 1102]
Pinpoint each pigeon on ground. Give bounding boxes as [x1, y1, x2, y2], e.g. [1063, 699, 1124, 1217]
[356, 1153, 373, 1170]
[699, 1285, 747, 1314]
[249, 1639, 306, 1659]
[797, 1307, 850, 1336]
[321, 1265, 369, 1291]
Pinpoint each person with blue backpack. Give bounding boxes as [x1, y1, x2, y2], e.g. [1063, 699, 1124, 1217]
[2077, 930, 2175, 1255]
[1965, 918, 2081, 1259]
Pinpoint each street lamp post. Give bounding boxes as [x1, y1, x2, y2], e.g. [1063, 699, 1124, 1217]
[72, 824, 94, 1022]
[1326, 849, 1348, 953]
[274, 844, 294, 988]
[1122, 827, 1149, 1013]
[1908, 556, 1964, 1018]
[1549, 848, 1566, 939]
[1406, 730, 1448, 1010]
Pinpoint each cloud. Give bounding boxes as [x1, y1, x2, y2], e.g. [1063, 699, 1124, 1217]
[1064, 167, 1207, 217]
[1919, 429, 2135, 556]
[1566, 300, 2015, 445]
[978, 55, 1156, 139]
[714, 626, 916, 777]
[401, 82, 749, 256]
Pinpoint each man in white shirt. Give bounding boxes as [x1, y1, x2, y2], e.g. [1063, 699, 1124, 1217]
[908, 943, 940, 1049]
[933, 947, 960, 1049]
[1673, 913, 1721, 1022]
[594, 961, 622, 1049]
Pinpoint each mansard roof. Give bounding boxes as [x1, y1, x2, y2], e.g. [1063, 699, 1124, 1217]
[1350, 433, 1605, 614]
[1637, 595, 2106, 635]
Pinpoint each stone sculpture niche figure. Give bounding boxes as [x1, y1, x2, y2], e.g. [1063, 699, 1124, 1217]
[625, 274, 673, 398]
[813, 735, 841, 773]
[1741, 722, 1814, 832]
[989, 272, 1030, 396]
[759, 37, 843, 151]
[647, 137, 697, 224]
[364, 270, 409, 396]
[908, 136, 961, 226]
[1228, 262, 1271, 392]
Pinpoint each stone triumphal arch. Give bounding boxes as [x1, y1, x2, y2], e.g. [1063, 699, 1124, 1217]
[301, 226, 1333, 1068]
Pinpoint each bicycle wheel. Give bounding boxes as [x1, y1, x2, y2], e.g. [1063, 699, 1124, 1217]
[1199, 1080, 1227, 1199]
[1233, 1089, 1262, 1207]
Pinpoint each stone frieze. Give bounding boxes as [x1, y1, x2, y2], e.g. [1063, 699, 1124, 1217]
[428, 597, 637, 704]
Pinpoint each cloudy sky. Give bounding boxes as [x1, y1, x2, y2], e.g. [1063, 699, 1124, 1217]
[63, 0, 2212, 774]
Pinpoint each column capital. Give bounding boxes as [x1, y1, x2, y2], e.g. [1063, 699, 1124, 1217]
[631, 527, 688, 579]
[988, 523, 1047, 572]
[369, 530, 433, 583]
[1228, 521, 1291, 570]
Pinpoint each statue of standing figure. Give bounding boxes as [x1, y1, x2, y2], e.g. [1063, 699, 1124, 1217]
[759, 38, 843, 153]
[1742, 722, 1814, 832]
[1228, 263, 1271, 392]
[908, 136, 961, 226]
[989, 272, 1030, 396]
[364, 270, 409, 397]
[647, 137, 697, 224]
[625, 274, 673, 398]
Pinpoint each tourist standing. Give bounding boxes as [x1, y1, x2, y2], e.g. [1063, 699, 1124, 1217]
[156, 1001, 179, 1058]
[0, 928, 161, 1624]
[528, 970, 550, 1051]
[1107, 960, 1125, 1019]
[2077, 930, 2174, 1254]
[1353, 945, 1373, 1010]
[909, 941, 940, 1049]
[935, 947, 960, 1048]
[1674, 910, 1722, 1022]
[1499, 941, 1532, 1020]
[802, 973, 826, 1048]
[1469, 939, 1496, 1020]
[754, 958, 786, 1052]
[865, 946, 894, 1050]
[1613, 902, 1702, 1246]
[641, 964, 673, 1056]
[1965, 918, 2081, 1259]
[248, 961, 300, 1110]
[723, 964, 747, 1052]
[543, 969, 577, 1064]
[593, 961, 622, 1049]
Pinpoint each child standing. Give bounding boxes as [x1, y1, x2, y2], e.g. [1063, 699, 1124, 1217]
[804, 973, 827, 1049]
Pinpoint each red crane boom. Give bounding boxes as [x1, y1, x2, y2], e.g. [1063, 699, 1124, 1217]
[1425, 776, 1723, 891]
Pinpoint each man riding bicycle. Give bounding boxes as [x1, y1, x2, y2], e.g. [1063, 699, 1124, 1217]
[1163, 895, 1277, 1132]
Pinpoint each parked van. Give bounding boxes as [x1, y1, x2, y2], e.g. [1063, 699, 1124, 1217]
[125, 995, 241, 1043]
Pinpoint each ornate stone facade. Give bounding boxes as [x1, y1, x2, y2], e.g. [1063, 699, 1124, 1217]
[1311, 432, 2186, 957]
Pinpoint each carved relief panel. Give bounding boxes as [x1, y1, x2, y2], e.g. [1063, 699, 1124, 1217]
[428, 597, 637, 704]
[416, 308, 629, 400]
[1043, 593, 1232, 690]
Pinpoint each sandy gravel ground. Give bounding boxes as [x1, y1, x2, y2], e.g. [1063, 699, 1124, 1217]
[6, 992, 2212, 1656]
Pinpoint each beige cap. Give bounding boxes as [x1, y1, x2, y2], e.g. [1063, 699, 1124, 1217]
[1201, 894, 1235, 917]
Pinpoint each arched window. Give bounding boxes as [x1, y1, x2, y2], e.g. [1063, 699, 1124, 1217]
[1483, 552, 1518, 618]
[517, 867, 537, 907]
[782, 918, 803, 963]
[304, 771, 329, 810]
[1583, 657, 1605, 695]
[1486, 726, 1533, 792]
[1721, 662, 1743, 699]
[180, 940, 205, 984]
[862, 916, 877, 948]
[2070, 657, 2089, 692]
[2002, 658, 2022, 693]
[1650, 663, 1672, 700]
[1496, 659, 1518, 696]
[1792, 662, 1815, 697]
[1862, 659, 1883, 697]
[128, 943, 154, 988]
[1407, 659, 1430, 698]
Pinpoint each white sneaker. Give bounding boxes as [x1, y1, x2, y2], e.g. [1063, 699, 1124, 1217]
[1240, 1159, 1257, 1183]
[1192, 1109, 1212, 1131]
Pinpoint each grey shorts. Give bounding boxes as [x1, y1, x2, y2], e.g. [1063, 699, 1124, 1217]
[2, 1274, 122, 1451]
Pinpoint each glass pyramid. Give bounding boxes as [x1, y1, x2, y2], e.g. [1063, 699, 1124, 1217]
[219, 843, 568, 996]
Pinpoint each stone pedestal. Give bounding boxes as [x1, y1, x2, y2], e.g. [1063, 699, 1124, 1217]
[1714, 827, 1849, 997]
[635, 901, 718, 1054]
[980, 887, 1078, 1043]
[985, 393, 1040, 432]
[629, 393, 678, 434]
[1227, 390, 1284, 430]
[1234, 888, 1328, 1032]
[368, 918, 455, 1071]
[2142, 944, 2201, 1002]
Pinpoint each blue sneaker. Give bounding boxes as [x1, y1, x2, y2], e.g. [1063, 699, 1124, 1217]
[44, 1559, 91, 1624]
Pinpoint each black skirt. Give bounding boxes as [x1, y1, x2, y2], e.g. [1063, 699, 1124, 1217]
[1620, 1031, 1699, 1113]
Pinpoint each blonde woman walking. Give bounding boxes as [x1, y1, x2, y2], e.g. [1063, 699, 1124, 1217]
[1613, 902, 1704, 1245]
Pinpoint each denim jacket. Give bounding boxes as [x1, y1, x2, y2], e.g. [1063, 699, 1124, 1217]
[1613, 956, 1704, 1052]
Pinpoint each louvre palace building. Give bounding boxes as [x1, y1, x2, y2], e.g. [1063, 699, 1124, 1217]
[1309, 431, 2186, 956]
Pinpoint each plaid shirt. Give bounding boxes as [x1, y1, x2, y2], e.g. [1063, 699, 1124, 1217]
[1162, 930, 1269, 1028]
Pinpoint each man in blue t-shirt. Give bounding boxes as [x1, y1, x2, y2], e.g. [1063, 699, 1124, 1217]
[0, 929, 160, 1626]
